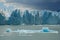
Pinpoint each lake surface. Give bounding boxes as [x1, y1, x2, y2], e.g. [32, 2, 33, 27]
[0, 25, 60, 40]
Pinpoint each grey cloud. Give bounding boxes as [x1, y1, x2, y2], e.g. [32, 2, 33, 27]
[6, 0, 60, 3]
[5, 0, 60, 11]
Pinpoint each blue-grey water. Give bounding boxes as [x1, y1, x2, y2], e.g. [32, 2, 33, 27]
[0, 25, 60, 40]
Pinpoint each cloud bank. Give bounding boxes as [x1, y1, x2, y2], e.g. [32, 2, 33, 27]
[0, 0, 60, 12]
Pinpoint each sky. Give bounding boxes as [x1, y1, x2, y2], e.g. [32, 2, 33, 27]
[0, 0, 60, 13]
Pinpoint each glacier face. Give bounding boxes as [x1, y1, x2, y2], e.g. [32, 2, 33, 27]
[0, 9, 60, 25]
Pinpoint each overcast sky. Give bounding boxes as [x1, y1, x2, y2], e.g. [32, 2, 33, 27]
[0, 0, 60, 12]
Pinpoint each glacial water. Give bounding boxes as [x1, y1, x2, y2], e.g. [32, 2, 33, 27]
[0, 25, 60, 40]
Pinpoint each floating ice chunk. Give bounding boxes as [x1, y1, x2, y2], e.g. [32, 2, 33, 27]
[40, 27, 58, 33]
[42, 27, 49, 32]
[5, 27, 58, 34]
[6, 28, 11, 32]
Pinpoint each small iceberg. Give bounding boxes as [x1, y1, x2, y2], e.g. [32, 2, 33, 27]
[6, 28, 11, 32]
[40, 27, 58, 33]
